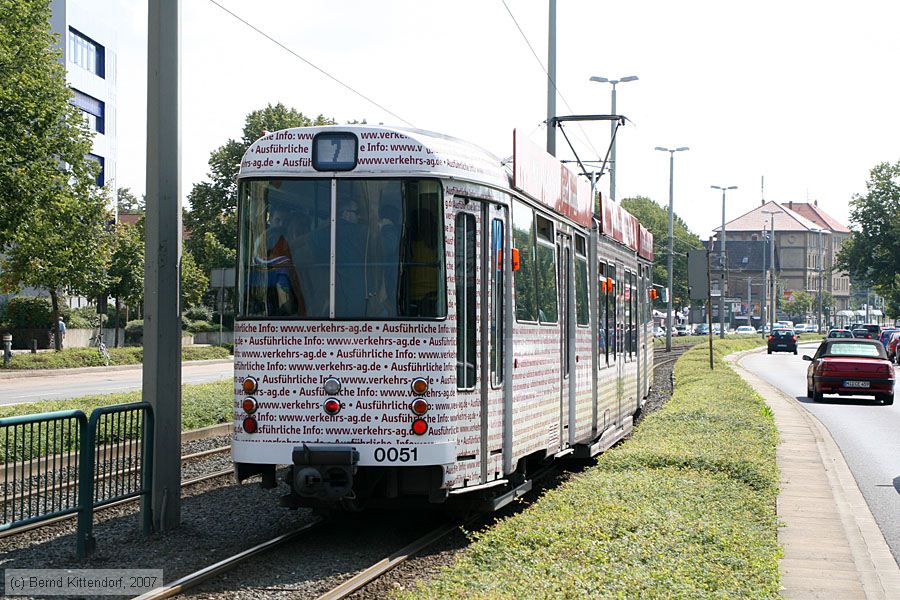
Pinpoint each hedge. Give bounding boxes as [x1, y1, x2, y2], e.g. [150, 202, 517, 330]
[401, 338, 781, 599]
[0, 345, 230, 370]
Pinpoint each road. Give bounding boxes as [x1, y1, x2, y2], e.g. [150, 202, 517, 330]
[0, 360, 233, 406]
[741, 344, 900, 564]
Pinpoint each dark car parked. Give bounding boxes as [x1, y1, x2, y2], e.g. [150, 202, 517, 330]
[767, 329, 798, 354]
[803, 339, 894, 405]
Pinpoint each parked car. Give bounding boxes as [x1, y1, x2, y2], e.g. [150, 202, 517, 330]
[852, 329, 874, 339]
[694, 323, 710, 336]
[803, 339, 894, 405]
[735, 325, 757, 335]
[776, 320, 794, 329]
[877, 328, 897, 349]
[653, 326, 667, 338]
[889, 332, 900, 364]
[807, 324, 820, 333]
[674, 325, 689, 337]
[794, 323, 809, 333]
[826, 328, 854, 339]
[767, 329, 798, 354]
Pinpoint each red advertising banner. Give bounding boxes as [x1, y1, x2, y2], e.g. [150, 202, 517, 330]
[638, 224, 654, 260]
[512, 130, 593, 228]
[598, 194, 640, 252]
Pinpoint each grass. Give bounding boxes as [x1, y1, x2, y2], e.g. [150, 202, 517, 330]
[0, 345, 231, 370]
[654, 332, 823, 346]
[400, 338, 781, 599]
[0, 381, 232, 461]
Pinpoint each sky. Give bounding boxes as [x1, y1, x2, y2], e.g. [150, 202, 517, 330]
[106, 0, 900, 240]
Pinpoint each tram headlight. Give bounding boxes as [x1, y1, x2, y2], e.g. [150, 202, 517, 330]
[323, 398, 341, 415]
[411, 378, 429, 396]
[323, 377, 341, 395]
[410, 399, 429, 416]
[242, 416, 258, 434]
[242, 376, 258, 394]
[242, 397, 258, 414]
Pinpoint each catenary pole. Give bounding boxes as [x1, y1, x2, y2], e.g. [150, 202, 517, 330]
[144, 0, 182, 532]
[546, 0, 556, 156]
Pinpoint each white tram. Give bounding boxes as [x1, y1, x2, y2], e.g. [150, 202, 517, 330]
[232, 126, 655, 510]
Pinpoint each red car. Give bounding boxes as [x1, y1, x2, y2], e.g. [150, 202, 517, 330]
[888, 331, 900, 364]
[804, 339, 894, 405]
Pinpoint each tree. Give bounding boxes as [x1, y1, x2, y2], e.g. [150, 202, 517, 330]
[620, 196, 704, 309]
[117, 187, 144, 214]
[180, 251, 209, 310]
[184, 103, 336, 276]
[781, 290, 815, 321]
[0, 0, 112, 350]
[0, 0, 98, 239]
[108, 223, 144, 345]
[836, 160, 900, 316]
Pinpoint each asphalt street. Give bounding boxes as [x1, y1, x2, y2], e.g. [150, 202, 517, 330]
[742, 343, 900, 564]
[0, 360, 233, 406]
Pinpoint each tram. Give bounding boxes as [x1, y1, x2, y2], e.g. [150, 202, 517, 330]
[231, 125, 655, 510]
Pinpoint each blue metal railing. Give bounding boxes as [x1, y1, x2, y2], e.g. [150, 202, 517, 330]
[1, 402, 154, 558]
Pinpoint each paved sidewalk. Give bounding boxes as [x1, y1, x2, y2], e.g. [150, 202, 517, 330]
[729, 350, 900, 599]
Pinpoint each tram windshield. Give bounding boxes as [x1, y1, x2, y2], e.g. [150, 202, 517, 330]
[237, 178, 446, 319]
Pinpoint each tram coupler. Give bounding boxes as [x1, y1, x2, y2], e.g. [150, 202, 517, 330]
[290, 444, 359, 500]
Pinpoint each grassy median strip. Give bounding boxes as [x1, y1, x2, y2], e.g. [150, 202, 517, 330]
[0, 345, 231, 370]
[0, 381, 232, 461]
[401, 338, 780, 599]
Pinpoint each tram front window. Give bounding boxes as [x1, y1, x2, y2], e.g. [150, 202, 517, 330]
[238, 178, 446, 319]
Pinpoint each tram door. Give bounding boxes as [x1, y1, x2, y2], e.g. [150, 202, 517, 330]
[457, 198, 507, 485]
[556, 232, 572, 451]
[641, 266, 649, 401]
[615, 263, 625, 428]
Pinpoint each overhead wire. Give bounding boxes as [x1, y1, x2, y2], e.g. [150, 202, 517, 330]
[499, 0, 603, 165]
[206, 0, 415, 128]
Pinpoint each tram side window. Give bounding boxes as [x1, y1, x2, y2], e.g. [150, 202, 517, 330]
[491, 218, 504, 385]
[608, 264, 617, 360]
[574, 235, 589, 326]
[512, 201, 537, 322]
[598, 262, 608, 366]
[630, 271, 637, 356]
[535, 215, 558, 324]
[624, 271, 632, 360]
[456, 213, 477, 389]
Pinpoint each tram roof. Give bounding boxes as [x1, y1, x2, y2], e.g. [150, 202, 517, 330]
[238, 125, 510, 189]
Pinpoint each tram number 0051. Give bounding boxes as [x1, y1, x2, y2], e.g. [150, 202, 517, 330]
[373, 447, 418, 463]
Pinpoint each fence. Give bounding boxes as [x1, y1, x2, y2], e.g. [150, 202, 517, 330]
[0, 402, 154, 558]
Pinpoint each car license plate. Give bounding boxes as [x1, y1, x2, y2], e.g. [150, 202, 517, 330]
[843, 380, 870, 388]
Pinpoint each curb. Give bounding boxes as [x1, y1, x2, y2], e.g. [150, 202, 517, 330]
[0, 358, 234, 380]
[727, 347, 900, 598]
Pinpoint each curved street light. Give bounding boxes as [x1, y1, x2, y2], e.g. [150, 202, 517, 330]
[655, 146, 689, 352]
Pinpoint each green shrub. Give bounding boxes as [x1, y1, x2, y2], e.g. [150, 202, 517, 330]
[0, 344, 228, 369]
[185, 319, 217, 333]
[183, 305, 213, 322]
[125, 319, 143, 340]
[5, 296, 53, 328]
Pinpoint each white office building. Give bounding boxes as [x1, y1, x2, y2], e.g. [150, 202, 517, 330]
[50, 0, 118, 203]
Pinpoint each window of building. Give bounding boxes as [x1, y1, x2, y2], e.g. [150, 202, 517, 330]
[86, 153, 104, 186]
[71, 89, 104, 134]
[68, 28, 105, 77]
[455, 212, 477, 389]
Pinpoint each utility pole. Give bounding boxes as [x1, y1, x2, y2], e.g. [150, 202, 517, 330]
[747, 276, 752, 327]
[706, 236, 714, 370]
[144, 0, 182, 532]
[712, 185, 737, 338]
[545, 0, 556, 156]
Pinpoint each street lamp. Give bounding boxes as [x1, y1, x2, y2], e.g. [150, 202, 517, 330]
[591, 75, 638, 202]
[711, 185, 737, 338]
[655, 146, 689, 352]
[761, 208, 780, 334]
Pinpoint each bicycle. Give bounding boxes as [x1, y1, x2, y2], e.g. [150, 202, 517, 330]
[89, 317, 111, 366]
